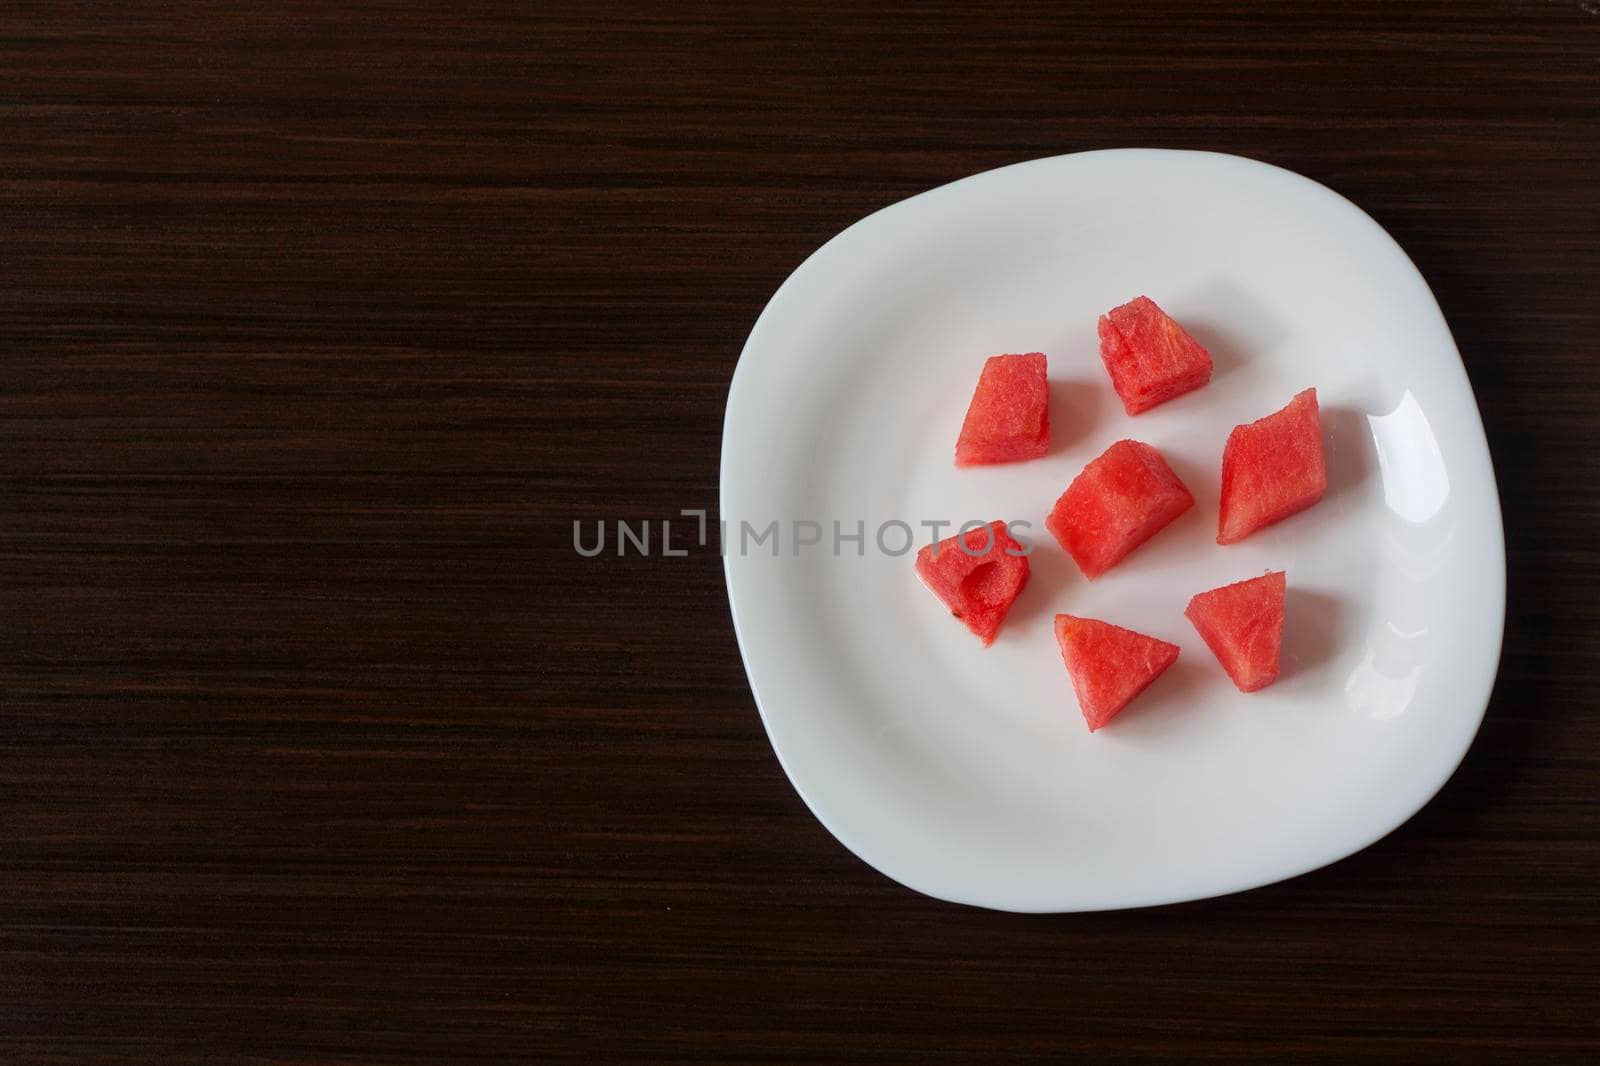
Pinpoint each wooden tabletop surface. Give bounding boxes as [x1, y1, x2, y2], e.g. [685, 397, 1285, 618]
[5, 3, 1598, 1061]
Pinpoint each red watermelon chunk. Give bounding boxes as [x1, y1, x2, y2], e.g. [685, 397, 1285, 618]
[1185, 571, 1286, 692]
[1054, 614, 1181, 731]
[1047, 439, 1194, 579]
[955, 353, 1049, 466]
[1098, 296, 1213, 415]
[914, 521, 1030, 646]
[1218, 388, 1327, 544]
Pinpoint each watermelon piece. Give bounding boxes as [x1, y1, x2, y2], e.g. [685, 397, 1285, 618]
[914, 521, 1030, 646]
[955, 353, 1049, 466]
[1185, 571, 1286, 692]
[1046, 439, 1194, 579]
[1054, 614, 1181, 731]
[1097, 296, 1213, 415]
[1217, 388, 1327, 544]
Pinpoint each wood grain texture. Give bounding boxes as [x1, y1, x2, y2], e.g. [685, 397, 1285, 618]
[2, 2, 1598, 1061]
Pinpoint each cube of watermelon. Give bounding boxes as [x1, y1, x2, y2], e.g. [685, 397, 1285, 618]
[1046, 439, 1194, 579]
[1217, 388, 1327, 544]
[1098, 296, 1213, 415]
[914, 521, 1030, 646]
[1185, 571, 1286, 692]
[1054, 614, 1181, 731]
[955, 353, 1049, 466]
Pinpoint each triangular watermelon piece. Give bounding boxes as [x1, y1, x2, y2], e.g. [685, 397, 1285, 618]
[1054, 614, 1181, 731]
[1097, 296, 1213, 415]
[1185, 571, 1286, 692]
[915, 521, 1030, 646]
[1046, 439, 1194, 579]
[955, 353, 1049, 466]
[1218, 388, 1327, 544]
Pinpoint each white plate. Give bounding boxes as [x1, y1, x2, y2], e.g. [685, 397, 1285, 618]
[721, 150, 1504, 912]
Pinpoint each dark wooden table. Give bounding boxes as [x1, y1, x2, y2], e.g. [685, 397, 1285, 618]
[5, 4, 1598, 1061]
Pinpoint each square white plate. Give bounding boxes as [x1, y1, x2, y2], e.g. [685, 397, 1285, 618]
[721, 150, 1504, 912]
